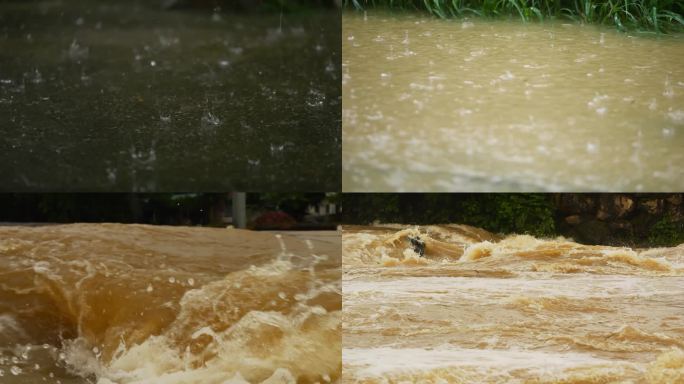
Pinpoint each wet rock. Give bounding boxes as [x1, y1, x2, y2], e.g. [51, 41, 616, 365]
[667, 195, 682, 206]
[573, 219, 611, 245]
[597, 195, 634, 220]
[557, 194, 596, 214]
[565, 215, 581, 225]
[639, 198, 664, 215]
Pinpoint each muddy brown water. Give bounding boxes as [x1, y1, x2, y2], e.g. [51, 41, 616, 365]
[342, 225, 684, 383]
[0, 224, 341, 384]
[342, 13, 684, 192]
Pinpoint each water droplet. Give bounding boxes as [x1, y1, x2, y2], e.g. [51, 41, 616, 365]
[201, 111, 221, 127]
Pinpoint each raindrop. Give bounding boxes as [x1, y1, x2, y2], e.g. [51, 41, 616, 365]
[586, 141, 599, 154]
[306, 89, 325, 107]
[201, 111, 221, 127]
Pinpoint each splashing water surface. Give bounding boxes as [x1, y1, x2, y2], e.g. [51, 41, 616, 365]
[342, 224, 684, 383]
[343, 13, 684, 191]
[0, 224, 341, 383]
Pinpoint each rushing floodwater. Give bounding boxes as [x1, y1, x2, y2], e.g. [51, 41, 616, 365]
[342, 13, 684, 192]
[342, 224, 684, 383]
[0, 224, 341, 383]
[0, 1, 340, 191]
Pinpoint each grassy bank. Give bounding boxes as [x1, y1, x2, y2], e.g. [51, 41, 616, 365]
[344, 0, 683, 33]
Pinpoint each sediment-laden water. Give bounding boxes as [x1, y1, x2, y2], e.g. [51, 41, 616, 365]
[0, 224, 341, 383]
[0, 1, 340, 191]
[342, 224, 684, 383]
[343, 13, 684, 191]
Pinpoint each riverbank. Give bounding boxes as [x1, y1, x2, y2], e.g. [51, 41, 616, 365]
[344, 0, 684, 33]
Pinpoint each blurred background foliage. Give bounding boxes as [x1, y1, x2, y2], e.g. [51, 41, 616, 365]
[344, 0, 683, 33]
[0, 193, 335, 227]
[343, 193, 684, 246]
[342, 193, 555, 237]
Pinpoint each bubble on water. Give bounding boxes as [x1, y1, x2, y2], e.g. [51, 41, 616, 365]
[34, 363, 40, 369]
[0, 369, 3, 376]
[150, 60, 156, 67]
[10, 366, 21, 375]
[146, 283, 153, 293]
[168, 277, 175, 284]
[218, 59, 230, 68]
[595, 107, 607, 115]
[187, 278, 194, 286]
[278, 292, 287, 300]
[42, 344, 50, 349]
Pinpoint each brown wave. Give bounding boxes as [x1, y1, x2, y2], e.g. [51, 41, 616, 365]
[0, 224, 341, 384]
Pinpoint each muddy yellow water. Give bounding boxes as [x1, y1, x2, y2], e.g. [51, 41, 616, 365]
[342, 225, 684, 383]
[0, 224, 341, 383]
[342, 13, 684, 191]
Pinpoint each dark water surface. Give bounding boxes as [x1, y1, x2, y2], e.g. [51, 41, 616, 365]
[0, 1, 340, 191]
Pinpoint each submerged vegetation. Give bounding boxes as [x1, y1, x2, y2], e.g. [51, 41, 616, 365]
[344, 0, 684, 32]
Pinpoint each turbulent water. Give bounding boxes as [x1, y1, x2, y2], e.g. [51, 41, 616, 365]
[0, 224, 341, 383]
[342, 224, 684, 383]
[342, 12, 684, 192]
[0, 1, 340, 191]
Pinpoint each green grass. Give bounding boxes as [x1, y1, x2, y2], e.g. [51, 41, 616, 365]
[344, 0, 684, 33]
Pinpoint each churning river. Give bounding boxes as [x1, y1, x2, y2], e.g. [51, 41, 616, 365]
[0, 224, 341, 383]
[342, 224, 684, 383]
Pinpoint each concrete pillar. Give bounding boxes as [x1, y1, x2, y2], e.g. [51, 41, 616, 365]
[232, 192, 246, 228]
